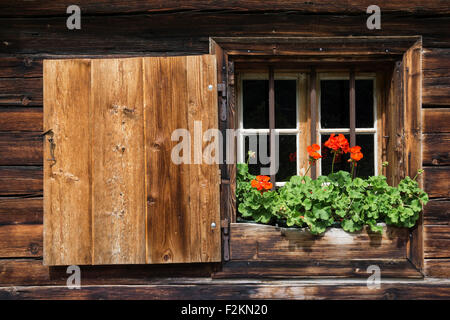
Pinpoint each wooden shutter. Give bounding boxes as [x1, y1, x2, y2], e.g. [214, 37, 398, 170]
[43, 55, 221, 266]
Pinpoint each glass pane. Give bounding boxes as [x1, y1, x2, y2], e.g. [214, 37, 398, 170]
[356, 80, 374, 128]
[275, 80, 297, 128]
[320, 134, 375, 178]
[320, 80, 349, 128]
[243, 80, 269, 129]
[353, 134, 375, 178]
[320, 134, 351, 175]
[244, 134, 270, 176]
[276, 135, 297, 182]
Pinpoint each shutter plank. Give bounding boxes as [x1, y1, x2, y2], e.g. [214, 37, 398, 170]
[145, 55, 220, 263]
[91, 58, 146, 264]
[43, 59, 92, 266]
[186, 55, 220, 262]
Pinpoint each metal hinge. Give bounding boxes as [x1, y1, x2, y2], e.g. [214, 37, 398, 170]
[221, 218, 230, 261]
[218, 82, 227, 122]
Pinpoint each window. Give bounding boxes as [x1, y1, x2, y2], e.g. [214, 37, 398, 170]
[237, 70, 378, 184]
[318, 73, 377, 178]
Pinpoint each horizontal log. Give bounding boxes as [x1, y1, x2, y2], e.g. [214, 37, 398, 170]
[423, 167, 450, 198]
[424, 225, 450, 258]
[0, 78, 42, 106]
[0, 107, 42, 131]
[230, 223, 408, 261]
[0, 56, 42, 78]
[424, 258, 450, 278]
[0, 224, 42, 257]
[1, 280, 449, 300]
[213, 259, 422, 279]
[0, 198, 42, 226]
[423, 200, 450, 226]
[423, 48, 450, 105]
[0, 259, 216, 286]
[1, 1, 449, 16]
[0, 132, 42, 165]
[0, 166, 42, 195]
[422, 134, 450, 166]
[1, 14, 449, 56]
[422, 108, 450, 133]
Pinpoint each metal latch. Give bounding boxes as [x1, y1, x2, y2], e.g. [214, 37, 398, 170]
[221, 218, 230, 261]
[217, 82, 227, 122]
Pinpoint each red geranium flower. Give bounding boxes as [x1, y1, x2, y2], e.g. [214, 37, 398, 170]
[349, 145, 363, 161]
[324, 134, 349, 154]
[251, 175, 273, 192]
[289, 152, 297, 162]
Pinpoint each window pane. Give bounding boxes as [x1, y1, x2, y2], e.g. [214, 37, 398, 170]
[275, 80, 297, 128]
[244, 134, 270, 176]
[320, 134, 375, 178]
[320, 134, 351, 175]
[276, 135, 297, 182]
[353, 134, 375, 178]
[243, 80, 269, 129]
[320, 80, 349, 128]
[356, 80, 374, 128]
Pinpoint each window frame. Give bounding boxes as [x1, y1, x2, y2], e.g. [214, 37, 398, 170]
[210, 36, 424, 277]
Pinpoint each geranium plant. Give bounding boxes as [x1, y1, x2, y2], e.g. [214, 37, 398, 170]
[237, 135, 429, 235]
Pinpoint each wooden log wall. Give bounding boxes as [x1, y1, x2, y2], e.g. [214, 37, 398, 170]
[0, 1, 449, 298]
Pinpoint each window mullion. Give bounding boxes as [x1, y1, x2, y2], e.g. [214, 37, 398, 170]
[349, 69, 356, 147]
[269, 66, 276, 185]
[310, 68, 317, 179]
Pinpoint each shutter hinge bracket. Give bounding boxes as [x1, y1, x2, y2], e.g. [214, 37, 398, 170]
[218, 82, 227, 122]
[221, 218, 230, 261]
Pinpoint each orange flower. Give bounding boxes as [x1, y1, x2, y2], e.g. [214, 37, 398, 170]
[307, 144, 322, 161]
[251, 175, 273, 192]
[349, 145, 363, 161]
[324, 134, 349, 153]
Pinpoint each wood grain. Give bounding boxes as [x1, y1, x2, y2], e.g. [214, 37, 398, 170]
[1, 280, 449, 300]
[0, 224, 42, 257]
[424, 225, 450, 258]
[424, 258, 450, 277]
[230, 223, 409, 261]
[214, 259, 422, 279]
[144, 55, 220, 263]
[43, 59, 92, 266]
[423, 200, 450, 226]
[423, 167, 450, 198]
[0, 166, 42, 195]
[0, 132, 42, 165]
[0, 198, 42, 226]
[2, 1, 450, 16]
[0, 107, 42, 131]
[423, 48, 450, 105]
[91, 58, 146, 265]
[423, 134, 450, 166]
[422, 108, 450, 133]
[0, 78, 42, 106]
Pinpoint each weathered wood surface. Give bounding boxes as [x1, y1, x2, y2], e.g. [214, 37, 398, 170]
[0, 259, 216, 286]
[2, 14, 450, 56]
[0, 224, 42, 257]
[0, 198, 42, 226]
[214, 259, 422, 279]
[91, 58, 146, 265]
[423, 200, 450, 226]
[423, 134, 450, 166]
[424, 259, 450, 277]
[424, 225, 450, 258]
[0, 107, 42, 131]
[145, 55, 220, 263]
[43, 59, 92, 266]
[0, 78, 42, 106]
[423, 48, 450, 105]
[1, 279, 449, 300]
[0, 132, 42, 165]
[0, 166, 42, 195]
[230, 223, 409, 261]
[2, 1, 450, 16]
[422, 108, 450, 133]
[423, 167, 450, 198]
